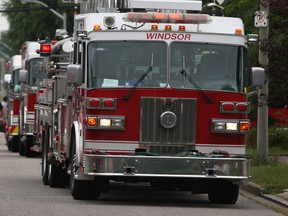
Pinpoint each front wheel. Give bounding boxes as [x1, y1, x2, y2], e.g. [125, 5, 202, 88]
[69, 137, 101, 200]
[42, 128, 50, 185]
[208, 181, 239, 204]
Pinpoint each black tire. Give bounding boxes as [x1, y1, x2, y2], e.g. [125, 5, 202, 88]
[19, 138, 25, 156]
[69, 137, 101, 200]
[7, 138, 11, 151]
[49, 164, 69, 188]
[10, 135, 20, 152]
[42, 129, 50, 185]
[208, 181, 239, 204]
[24, 135, 37, 158]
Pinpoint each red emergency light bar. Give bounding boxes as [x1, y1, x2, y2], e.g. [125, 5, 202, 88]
[123, 12, 212, 24]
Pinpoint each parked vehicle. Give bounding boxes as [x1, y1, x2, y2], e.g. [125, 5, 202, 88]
[38, 0, 264, 204]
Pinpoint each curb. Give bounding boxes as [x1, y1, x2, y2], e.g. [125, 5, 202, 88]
[241, 183, 288, 208]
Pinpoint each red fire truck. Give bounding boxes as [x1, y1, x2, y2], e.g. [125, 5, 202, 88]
[39, 0, 264, 203]
[6, 55, 22, 152]
[18, 41, 46, 157]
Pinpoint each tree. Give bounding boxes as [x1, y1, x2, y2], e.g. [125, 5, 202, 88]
[2, 0, 74, 54]
[222, 0, 288, 108]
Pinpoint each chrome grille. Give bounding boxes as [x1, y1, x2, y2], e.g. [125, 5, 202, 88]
[140, 97, 197, 154]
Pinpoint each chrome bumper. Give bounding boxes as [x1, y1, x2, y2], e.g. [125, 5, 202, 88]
[83, 154, 250, 181]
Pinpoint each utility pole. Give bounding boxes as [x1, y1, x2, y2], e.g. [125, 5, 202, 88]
[256, 0, 269, 161]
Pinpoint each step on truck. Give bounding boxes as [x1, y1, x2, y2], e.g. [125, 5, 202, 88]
[40, 0, 265, 204]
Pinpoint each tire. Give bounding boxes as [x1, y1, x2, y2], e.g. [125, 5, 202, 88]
[19, 138, 25, 156]
[49, 164, 69, 188]
[69, 137, 101, 200]
[7, 138, 11, 151]
[208, 181, 239, 204]
[42, 128, 50, 185]
[10, 135, 20, 152]
[24, 135, 37, 158]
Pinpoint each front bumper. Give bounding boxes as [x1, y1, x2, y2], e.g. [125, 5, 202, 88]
[82, 154, 250, 181]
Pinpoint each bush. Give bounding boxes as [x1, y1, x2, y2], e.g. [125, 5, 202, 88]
[246, 126, 288, 148]
[268, 127, 288, 147]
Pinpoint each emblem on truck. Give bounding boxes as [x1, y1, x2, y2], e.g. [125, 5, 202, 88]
[160, 111, 177, 129]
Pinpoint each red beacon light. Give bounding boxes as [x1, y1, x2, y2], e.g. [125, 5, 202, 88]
[40, 43, 52, 55]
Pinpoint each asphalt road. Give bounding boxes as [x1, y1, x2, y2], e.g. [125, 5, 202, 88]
[0, 134, 283, 216]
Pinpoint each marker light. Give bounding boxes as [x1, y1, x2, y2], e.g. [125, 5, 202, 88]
[87, 117, 97, 127]
[151, 25, 158, 31]
[178, 25, 186, 31]
[165, 25, 172, 31]
[93, 25, 101, 30]
[235, 29, 243, 35]
[240, 122, 250, 132]
[123, 12, 212, 24]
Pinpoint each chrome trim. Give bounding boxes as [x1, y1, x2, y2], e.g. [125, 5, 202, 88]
[82, 154, 250, 181]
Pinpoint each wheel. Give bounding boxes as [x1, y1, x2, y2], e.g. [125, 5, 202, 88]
[19, 138, 25, 156]
[24, 135, 37, 158]
[49, 164, 69, 188]
[42, 128, 50, 185]
[7, 138, 11, 151]
[69, 137, 101, 200]
[10, 135, 20, 152]
[208, 181, 239, 204]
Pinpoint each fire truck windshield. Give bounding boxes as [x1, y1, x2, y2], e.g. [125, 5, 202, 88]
[170, 42, 244, 92]
[28, 58, 46, 86]
[87, 41, 246, 92]
[87, 41, 167, 88]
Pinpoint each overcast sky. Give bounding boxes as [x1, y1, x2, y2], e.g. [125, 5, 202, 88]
[0, 0, 10, 33]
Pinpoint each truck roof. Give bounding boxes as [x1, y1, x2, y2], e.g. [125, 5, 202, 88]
[75, 12, 244, 35]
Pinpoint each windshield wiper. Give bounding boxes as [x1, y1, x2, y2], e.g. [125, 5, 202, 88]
[179, 56, 213, 103]
[121, 53, 154, 101]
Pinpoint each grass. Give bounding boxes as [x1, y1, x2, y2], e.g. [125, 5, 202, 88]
[247, 147, 288, 194]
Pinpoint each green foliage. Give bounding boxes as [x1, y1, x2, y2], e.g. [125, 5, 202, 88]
[1, 0, 74, 54]
[246, 126, 288, 148]
[268, 127, 288, 147]
[251, 164, 288, 194]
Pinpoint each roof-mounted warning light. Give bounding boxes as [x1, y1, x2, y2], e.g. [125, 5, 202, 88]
[128, 0, 202, 11]
[123, 12, 212, 24]
[39, 44, 52, 55]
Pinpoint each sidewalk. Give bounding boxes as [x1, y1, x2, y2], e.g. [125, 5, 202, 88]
[241, 182, 288, 208]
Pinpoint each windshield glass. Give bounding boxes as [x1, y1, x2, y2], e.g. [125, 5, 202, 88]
[28, 58, 46, 85]
[87, 41, 167, 88]
[170, 42, 242, 92]
[13, 69, 20, 93]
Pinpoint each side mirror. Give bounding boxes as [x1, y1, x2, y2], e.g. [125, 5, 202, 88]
[247, 34, 259, 44]
[19, 69, 28, 83]
[251, 67, 265, 89]
[67, 64, 82, 86]
[4, 74, 11, 84]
